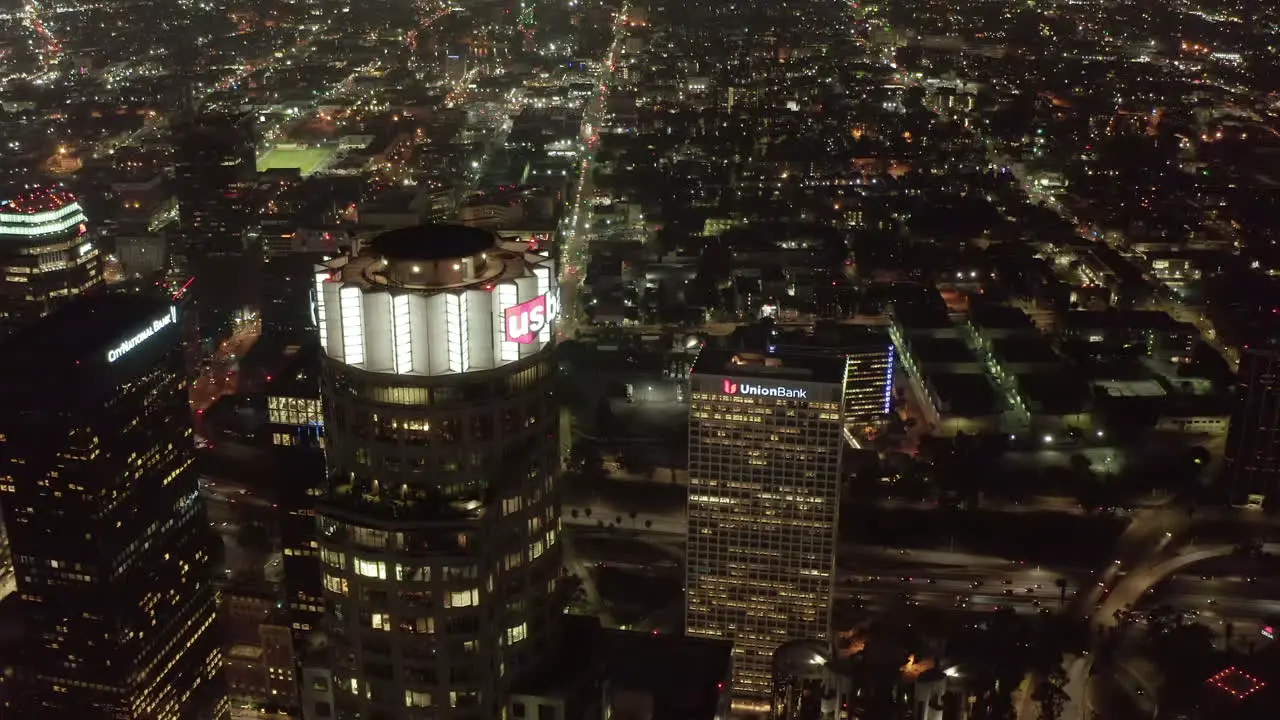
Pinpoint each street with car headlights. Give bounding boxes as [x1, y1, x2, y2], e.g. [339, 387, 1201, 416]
[556, 3, 629, 339]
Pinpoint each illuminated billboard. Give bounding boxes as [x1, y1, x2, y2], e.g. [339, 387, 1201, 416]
[316, 259, 557, 376]
[107, 305, 177, 363]
[721, 378, 809, 399]
[504, 294, 549, 344]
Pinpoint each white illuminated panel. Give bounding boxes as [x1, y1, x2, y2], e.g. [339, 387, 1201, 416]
[316, 252, 558, 376]
[459, 293, 471, 371]
[465, 288, 494, 369]
[533, 266, 552, 344]
[497, 284, 519, 363]
[314, 272, 329, 342]
[340, 286, 365, 366]
[322, 283, 344, 361]
[391, 294, 412, 375]
[445, 293, 466, 373]
[0, 204, 82, 224]
[0, 203, 87, 236]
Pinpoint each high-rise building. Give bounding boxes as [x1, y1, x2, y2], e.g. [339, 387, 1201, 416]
[686, 351, 847, 706]
[263, 253, 327, 341]
[312, 224, 564, 719]
[0, 294, 227, 719]
[1223, 347, 1280, 506]
[172, 113, 259, 348]
[0, 185, 103, 334]
[261, 350, 328, 646]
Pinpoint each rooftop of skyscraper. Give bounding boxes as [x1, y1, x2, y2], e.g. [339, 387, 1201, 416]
[0, 185, 78, 215]
[326, 223, 549, 293]
[0, 185, 86, 238]
[691, 348, 848, 384]
[370, 223, 495, 261]
[0, 292, 176, 379]
[727, 321, 891, 357]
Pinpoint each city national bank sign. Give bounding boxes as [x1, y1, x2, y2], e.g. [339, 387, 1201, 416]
[721, 378, 808, 399]
[107, 305, 178, 363]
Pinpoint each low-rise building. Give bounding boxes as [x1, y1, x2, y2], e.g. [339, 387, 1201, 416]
[1060, 310, 1197, 364]
[222, 588, 300, 719]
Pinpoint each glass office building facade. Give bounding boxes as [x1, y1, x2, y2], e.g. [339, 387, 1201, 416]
[686, 351, 848, 706]
[0, 294, 227, 719]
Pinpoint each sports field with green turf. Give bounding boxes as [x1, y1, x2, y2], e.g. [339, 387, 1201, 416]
[256, 146, 336, 176]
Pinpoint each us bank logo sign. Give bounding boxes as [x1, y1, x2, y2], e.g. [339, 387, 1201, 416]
[721, 378, 808, 399]
[107, 305, 178, 363]
[504, 292, 558, 344]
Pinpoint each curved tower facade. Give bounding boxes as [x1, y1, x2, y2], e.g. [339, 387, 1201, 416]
[0, 185, 102, 334]
[313, 225, 563, 720]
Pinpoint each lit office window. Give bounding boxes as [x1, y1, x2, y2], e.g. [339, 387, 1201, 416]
[446, 588, 479, 608]
[401, 617, 435, 635]
[323, 574, 348, 596]
[396, 564, 430, 583]
[354, 558, 386, 580]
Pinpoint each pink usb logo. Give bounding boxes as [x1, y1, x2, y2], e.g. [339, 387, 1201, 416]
[722, 379, 738, 394]
[504, 294, 548, 344]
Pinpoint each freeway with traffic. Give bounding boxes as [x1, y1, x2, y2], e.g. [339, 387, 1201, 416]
[564, 470, 1278, 720]
[833, 548, 1084, 620]
[1045, 521, 1280, 720]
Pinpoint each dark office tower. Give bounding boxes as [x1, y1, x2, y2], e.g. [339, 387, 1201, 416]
[260, 349, 328, 645]
[173, 113, 259, 348]
[686, 351, 847, 709]
[264, 253, 325, 341]
[313, 225, 563, 719]
[0, 185, 103, 334]
[1223, 348, 1280, 507]
[0, 294, 227, 720]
